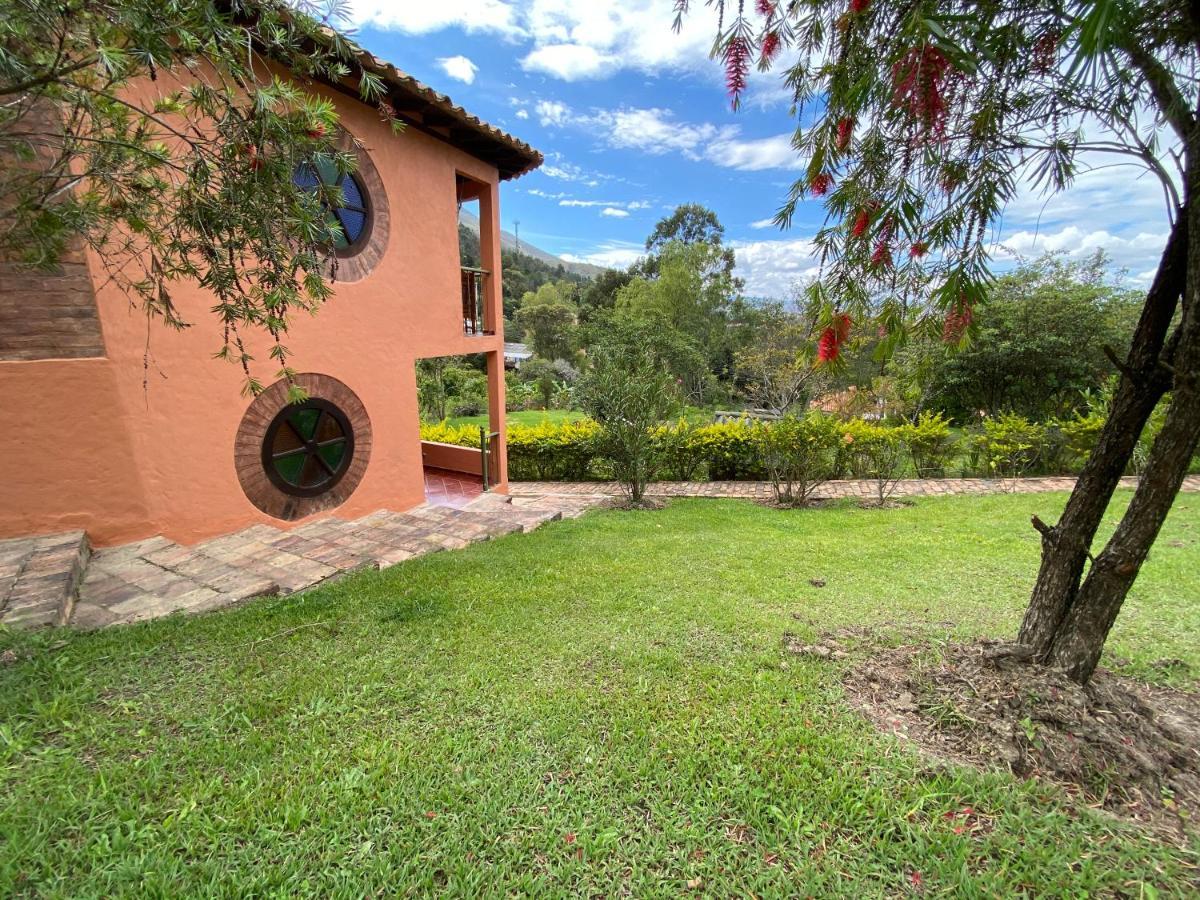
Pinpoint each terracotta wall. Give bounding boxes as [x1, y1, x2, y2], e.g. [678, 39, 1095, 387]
[0, 77, 509, 546]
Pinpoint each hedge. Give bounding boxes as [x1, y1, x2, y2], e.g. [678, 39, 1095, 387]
[419, 408, 1197, 483]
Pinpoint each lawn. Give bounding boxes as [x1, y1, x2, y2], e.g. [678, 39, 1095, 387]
[444, 409, 589, 429]
[2, 493, 1198, 895]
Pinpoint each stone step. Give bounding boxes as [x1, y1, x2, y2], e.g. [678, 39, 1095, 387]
[362, 510, 480, 551]
[406, 504, 524, 540]
[462, 494, 562, 532]
[188, 526, 346, 594]
[73, 536, 279, 629]
[0, 531, 89, 629]
[510, 494, 608, 519]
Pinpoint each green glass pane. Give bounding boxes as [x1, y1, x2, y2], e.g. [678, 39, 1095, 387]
[273, 452, 306, 485]
[314, 157, 340, 185]
[318, 440, 346, 471]
[331, 224, 350, 249]
[289, 408, 320, 440]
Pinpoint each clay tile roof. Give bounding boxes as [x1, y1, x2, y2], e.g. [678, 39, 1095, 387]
[329, 35, 541, 181]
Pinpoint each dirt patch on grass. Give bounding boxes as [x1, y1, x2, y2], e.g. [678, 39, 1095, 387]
[826, 635, 1200, 840]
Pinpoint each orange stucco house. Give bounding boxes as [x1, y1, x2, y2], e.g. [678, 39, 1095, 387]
[0, 50, 542, 548]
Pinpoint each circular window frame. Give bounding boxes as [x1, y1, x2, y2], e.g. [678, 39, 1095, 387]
[261, 397, 356, 498]
[235, 374, 372, 521]
[296, 161, 375, 260]
[304, 129, 390, 283]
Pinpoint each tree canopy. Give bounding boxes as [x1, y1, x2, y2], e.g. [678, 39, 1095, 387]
[1, 0, 399, 395]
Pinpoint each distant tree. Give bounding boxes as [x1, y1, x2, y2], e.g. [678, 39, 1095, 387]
[0, 0, 400, 396]
[641, 203, 738, 285]
[917, 254, 1142, 421]
[684, 0, 1199, 683]
[617, 240, 739, 398]
[578, 267, 634, 323]
[578, 332, 679, 504]
[514, 282, 576, 360]
[735, 302, 825, 415]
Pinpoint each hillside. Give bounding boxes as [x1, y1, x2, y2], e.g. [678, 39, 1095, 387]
[458, 209, 605, 279]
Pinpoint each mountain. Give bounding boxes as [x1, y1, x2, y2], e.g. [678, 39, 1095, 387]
[458, 209, 605, 278]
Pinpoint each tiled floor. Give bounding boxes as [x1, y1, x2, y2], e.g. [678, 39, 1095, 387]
[424, 467, 484, 508]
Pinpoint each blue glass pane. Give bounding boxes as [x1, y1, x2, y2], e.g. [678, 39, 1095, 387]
[293, 164, 319, 189]
[342, 176, 365, 208]
[338, 208, 366, 243]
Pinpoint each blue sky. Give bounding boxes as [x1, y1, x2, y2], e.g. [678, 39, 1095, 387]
[345, 1, 1172, 298]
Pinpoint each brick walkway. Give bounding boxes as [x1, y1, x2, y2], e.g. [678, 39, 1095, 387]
[0, 493, 600, 631]
[510, 474, 1200, 502]
[424, 467, 484, 509]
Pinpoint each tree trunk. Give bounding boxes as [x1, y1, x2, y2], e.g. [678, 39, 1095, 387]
[1017, 214, 1187, 655]
[1042, 148, 1200, 681]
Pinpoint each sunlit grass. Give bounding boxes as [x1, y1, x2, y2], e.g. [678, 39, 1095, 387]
[1, 492, 1196, 895]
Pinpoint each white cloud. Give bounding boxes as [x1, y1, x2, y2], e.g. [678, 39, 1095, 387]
[436, 55, 478, 84]
[515, 108, 530, 119]
[348, 1, 525, 38]
[522, 44, 616, 80]
[349, 0, 730, 83]
[535, 101, 804, 171]
[560, 240, 645, 269]
[706, 133, 803, 171]
[750, 218, 778, 229]
[534, 99, 572, 127]
[729, 236, 822, 299]
[601, 207, 630, 218]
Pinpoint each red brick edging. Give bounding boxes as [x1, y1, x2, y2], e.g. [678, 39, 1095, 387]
[510, 475, 1200, 500]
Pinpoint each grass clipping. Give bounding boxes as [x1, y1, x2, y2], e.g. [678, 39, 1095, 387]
[820, 634, 1200, 840]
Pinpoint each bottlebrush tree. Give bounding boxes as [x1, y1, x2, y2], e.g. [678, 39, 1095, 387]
[679, 0, 1199, 683]
[0, 0, 400, 396]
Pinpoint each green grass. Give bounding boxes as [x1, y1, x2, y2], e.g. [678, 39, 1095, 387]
[444, 408, 590, 429]
[2, 493, 1198, 896]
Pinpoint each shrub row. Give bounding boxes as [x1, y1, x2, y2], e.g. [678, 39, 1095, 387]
[420, 409, 1190, 483]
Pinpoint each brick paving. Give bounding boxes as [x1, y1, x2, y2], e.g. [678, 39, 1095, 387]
[510, 475, 1200, 502]
[4, 475, 1196, 632]
[424, 467, 484, 509]
[0, 494, 578, 632]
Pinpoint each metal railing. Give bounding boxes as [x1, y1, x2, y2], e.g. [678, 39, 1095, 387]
[461, 266, 492, 336]
[479, 426, 500, 490]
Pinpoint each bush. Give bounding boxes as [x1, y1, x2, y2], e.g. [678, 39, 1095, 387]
[759, 415, 839, 505]
[691, 418, 766, 480]
[653, 419, 707, 481]
[841, 421, 907, 504]
[970, 414, 1046, 478]
[897, 412, 957, 477]
[507, 419, 601, 481]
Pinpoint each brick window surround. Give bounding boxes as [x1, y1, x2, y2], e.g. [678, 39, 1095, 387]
[326, 129, 389, 283]
[235, 373, 372, 520]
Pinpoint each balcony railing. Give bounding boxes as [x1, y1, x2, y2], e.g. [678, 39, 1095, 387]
[461, 266, 492, 336]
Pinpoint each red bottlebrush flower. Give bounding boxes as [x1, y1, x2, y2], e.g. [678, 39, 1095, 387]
[761, 31, 781, 64]
[850, 209, 870, 238]
[871, 239, 891, 268]
[910, 241, 928, 258]
[836, 116, 854, 151]
[756, 0, 775, 17]
[809, 172, 833, 196]
[943, 298, 974, 343]
[305, 122, 327, 140]
[891, 45, 954, 140]
[1033, 31, 1059, 73]
[817, 327, 840, 363]
[850, 0, 870, 12]
[724, 35, 751, 104]
[833, 312, 852, 343]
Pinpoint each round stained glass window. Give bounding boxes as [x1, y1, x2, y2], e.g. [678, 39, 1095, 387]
[293, 159, 371, 254]
[261, 398, 355, 498]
